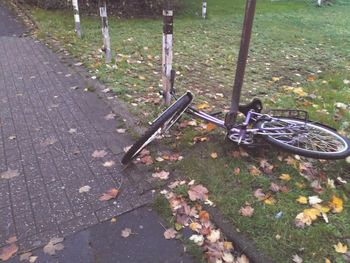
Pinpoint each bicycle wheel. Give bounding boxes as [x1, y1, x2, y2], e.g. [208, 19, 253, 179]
[121, 92, 193, 164]
[256, 117, 350, 159]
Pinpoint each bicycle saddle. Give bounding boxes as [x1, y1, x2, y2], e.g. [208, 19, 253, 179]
[238, 98, 263, 116]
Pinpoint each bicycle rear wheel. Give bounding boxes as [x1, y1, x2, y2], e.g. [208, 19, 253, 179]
[256, 117, 350, 159]
[121, 92, 193, 165]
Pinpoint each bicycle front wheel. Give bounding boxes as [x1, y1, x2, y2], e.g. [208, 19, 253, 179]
[256, 117, 350, 159]
[121, 92, 193, 165]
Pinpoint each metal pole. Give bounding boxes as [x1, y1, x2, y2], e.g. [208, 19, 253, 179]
[202, 0, 207, 19]
[72, 0, 81, 38]
[100, 1, 111, 63]
[225, 0, 257, 128]
[162, 2, 174, 105]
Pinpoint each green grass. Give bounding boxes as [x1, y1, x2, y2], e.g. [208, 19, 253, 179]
[29, 0, 350, 262]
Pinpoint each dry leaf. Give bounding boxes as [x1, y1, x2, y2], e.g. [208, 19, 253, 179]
[188, 185, 209, 201]
[0, 243, 18, 261]
[140, 155, 153, 165]
[206, 123, 216, 132]
[116, 129, 126, 134]
[330, 196, 343, 213]
[152, 170, 169, 180]
[296, 196, 308, 204]
[236, 254, 249, 263]
[239, 205, 254, 217]
[104, 113, 116, 120]
[189, 235, 204, 246]
[308, 196, 323, 205]
[248, 166, 261, 176]
[43, 237, 64, 256]
[224, 242, 233, 250]
[280, 174, 291, 181]
[1, 169, 20, 180]
[222, 252, 234, 263]
[99, 188, 119, 201]
[253, 188, 266, 200]
[189, 222, 202, 232]
[207, 229, 221, 243]
[269, 183, 280, 192]
[196, 103, 209, 110]
[163, 228, 177, 239]
[79, 185, 91, 193]
[233, 167, 241, 175]
[92, 150, 108, 158]
[211, 152, 218, 159]
[292, 254, 303, 263]
[103, 161, 115, 167]
[199, 210, 210, 222]
[334, 242, 348, 254]
[19, 252, 32, 261]
[121, 228, 132, 238]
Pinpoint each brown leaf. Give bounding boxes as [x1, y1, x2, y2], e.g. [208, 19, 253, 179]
[0, 243, 18, 261]
[188, 184, 209, 201]
[43, 237, 64, 256]
[199, 210, 210, 223]
[248, 165, 261, 176]
[92, 150, 108, 158]
[233, 167, 241, 175]
[140, 155, 153, 165]
[239, 205, 254, 217]
[163, 228, 177, 239]
[260, 159, 274, 174]
[269, 183, 280, 192]
[152, 170, 169, 180]
[99, 188, 119, 201]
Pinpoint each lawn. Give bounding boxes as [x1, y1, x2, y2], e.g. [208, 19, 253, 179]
[28, 0, 350, 262]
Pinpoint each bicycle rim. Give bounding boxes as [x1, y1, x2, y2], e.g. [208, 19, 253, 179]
[256, 118, 350, 159]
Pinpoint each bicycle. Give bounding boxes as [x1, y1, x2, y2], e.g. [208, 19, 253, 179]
[121, 81, 350, 164]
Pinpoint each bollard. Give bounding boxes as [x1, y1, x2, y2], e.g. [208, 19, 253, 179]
[202, 0, 207, 19]
[162, 9, 174, 105]
[100, 2, 112, 63]
[72, 0, 81, 38]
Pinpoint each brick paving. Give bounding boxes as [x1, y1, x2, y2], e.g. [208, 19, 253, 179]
[0, 3, 152, 253]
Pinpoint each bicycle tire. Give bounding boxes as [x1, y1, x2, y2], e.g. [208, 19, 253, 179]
[121, 92, 193, 164]
[256, 117, 350, 159]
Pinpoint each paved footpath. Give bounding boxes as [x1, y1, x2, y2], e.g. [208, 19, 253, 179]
[0, 3, 194, 262]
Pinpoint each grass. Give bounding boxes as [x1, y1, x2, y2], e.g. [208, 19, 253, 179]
[28, 0, 350, 262]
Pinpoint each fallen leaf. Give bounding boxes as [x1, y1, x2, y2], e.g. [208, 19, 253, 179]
[196, 103, 209, 110]
[116, 129, 126, 134]
[189, 234, 204, 246]
[207, 229, 221, 243]
[79, 185, 91, 193]
[296, 196, 308, 204]
[334, 242, 348, 254]
[330, 196, 343, 213]
[188, 184, 209, 201]
[253, 188, 266, 200]
[248, 166, 261, 176]
[222, 252, 234, 263]
[206, 123, 216, 132]
[164, 228, 177, 239]
[263, 196, 276, 205]
[121, 228, 132, 238]
[40, 137, 58, 147]
[104, 113, 116, 120]
[233, 167, 241, 175]
[280, 173, 291, 181]
[292, 254, 303, 263]
[140, 155, 153, 165]
[19, 252, 32, 261]
[0, 243, 18, 261]
[269, 183, 280, 192]
[224, 242, 233, 250]
[199, 210, 210, 223]
[92, 150, 108, 158]
[103, 161, 115, 167]
[1, 169, 19, 180]
[99, 188, 119, 201]
[211, 152, 218, 159]
[236, 254, 249, 263]
[308, 195, 323, 205]
[43, 237, 64, 256]
[189, 222, 202, 232]
[152, 170, 170, 180]
[239, 205, 254, 217]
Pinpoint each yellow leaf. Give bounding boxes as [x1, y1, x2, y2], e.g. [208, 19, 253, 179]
[307, 75, 316, 81]
[334, 242, 348, 254]
[196, 103, 209, 110]
[263, 196, 276, 205]
[211, 152, 218, 159]
[330, 196, 343, 213]
[224, 241, 234, 250]
[303, 208, 321, 221]
[313, 204, 330, 213]
[293, 87, 308, 97]
[272, 77, 281, 82]
[189, 222, 201, 232]
[280, 174, 291, 181]
[296, 196, 308, 204]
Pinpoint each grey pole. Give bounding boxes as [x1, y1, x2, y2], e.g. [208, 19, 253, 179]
[72, 0, 81, 38]
[100, 1, 112, 63]
[162, 6, 174, 105]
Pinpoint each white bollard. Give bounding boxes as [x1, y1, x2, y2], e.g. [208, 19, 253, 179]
[72, 0, 81, 38]
[100, 2, 111, 63]
[202, 0, 207, 19]
[162, 9, 173, 105]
